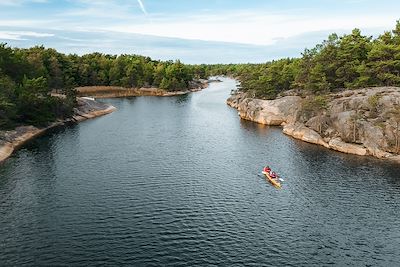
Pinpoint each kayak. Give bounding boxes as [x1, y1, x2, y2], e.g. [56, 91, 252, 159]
[262, 171, 281, 189]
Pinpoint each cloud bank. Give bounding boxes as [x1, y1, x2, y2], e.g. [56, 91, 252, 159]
[0, 0, 399, 63]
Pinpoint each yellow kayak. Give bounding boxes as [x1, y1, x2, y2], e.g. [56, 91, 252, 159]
[262, 171, 281, 189]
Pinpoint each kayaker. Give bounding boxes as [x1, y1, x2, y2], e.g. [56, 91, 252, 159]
[270, 172, 277, 179]
[263, 166, 271, 173]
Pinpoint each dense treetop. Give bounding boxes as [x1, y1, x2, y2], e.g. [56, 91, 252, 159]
[0, 45, 207, 128]
[1, 20, 400, 128]
[208, 21, 400, 99]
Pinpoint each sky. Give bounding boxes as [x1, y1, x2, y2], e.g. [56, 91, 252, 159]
[0, 0, 399, 63]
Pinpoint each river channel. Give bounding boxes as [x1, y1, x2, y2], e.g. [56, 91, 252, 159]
[1, 78, 399, 266]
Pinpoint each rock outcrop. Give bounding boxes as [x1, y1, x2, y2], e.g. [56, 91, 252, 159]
[0, 97, 116, 163]
[72, 97, 116, 122]
[282, 123, 329, 148]
[227, 94, 302, 125]
[327, 138, 368, 156]
[227, 87, 400, 162]
[0, 125, 58, 163]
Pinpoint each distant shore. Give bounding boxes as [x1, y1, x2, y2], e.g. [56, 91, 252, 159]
[76, 79, 211, 99]
[0, 78, 217, 163]
[0, 98, 116, 163]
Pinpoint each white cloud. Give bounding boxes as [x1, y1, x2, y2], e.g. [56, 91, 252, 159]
[0, 0, 47, 5]
[0, 2, 398, 46]
[0, 19, 52, 27]
[0, 30, 54, 40]
[105, 11, 399, 45]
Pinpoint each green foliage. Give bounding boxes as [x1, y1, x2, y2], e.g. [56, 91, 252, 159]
[301, 95, 328, 120]
[208, 21, 400, 99]
[2, 21, 400, 128]
[367, 94, 381, 111]
[16, 76, 56, 125]
[307, 63, 330, 93]
[0, 43, 203, 129]
[160, 60, 193, 91]
[0, 94, 16, 128]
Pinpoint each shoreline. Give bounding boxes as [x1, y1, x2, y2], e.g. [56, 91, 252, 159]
[77, 87, 192, 99]
[0, 79, 212, 163]
[76, 79, 210, 99]
[281, 123, 400, 163]
[0, 98, 116, 163]
[227, 91, 400, 164]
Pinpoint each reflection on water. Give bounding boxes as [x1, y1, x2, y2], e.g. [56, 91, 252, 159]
[1, 78, 399, 266]
[175, 93, 190, 104]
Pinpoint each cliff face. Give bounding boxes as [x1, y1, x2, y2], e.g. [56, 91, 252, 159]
[228, 94, 302, 125]
[227, 87, 400, 162]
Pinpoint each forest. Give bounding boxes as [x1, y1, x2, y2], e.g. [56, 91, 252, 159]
[207, 21, 400, 99]
[1, 21, 400, 129]
[0, 44, 206, 128]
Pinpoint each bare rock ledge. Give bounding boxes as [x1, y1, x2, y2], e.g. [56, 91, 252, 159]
[0, 97, 116, 163]
[227, 88, 400, 163]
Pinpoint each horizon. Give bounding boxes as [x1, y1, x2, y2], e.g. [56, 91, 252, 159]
[0, 0, 399, 63]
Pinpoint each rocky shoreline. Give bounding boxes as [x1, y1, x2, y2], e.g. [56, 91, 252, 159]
[0, 98, 116, 163]
[76, 79, 210, 98]
[227, 87, 400, 163]
[0, 79, 214, 163]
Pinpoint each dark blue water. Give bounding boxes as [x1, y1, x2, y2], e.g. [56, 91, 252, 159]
[1, 78, 400, 266]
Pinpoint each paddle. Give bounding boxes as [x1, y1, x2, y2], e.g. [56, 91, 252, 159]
[275, 174, 284, 182]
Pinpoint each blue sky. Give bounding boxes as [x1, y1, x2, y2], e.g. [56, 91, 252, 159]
[0, 0, 399, 63]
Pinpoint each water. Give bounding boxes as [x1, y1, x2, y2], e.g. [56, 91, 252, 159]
[1, 78, 399, 266]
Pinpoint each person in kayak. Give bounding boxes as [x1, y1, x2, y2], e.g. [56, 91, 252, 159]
[270, 171, 277, 179]
[263, 166, 271, 173]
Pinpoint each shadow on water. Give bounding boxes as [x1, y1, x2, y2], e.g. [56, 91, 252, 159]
[19, 125, 71, 153]
[175, 93, 190, 104]
[239, 119, 270, 135]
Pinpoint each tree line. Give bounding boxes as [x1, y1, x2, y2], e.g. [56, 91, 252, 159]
[0, 44, 207, 128]
[2, 21, 399, 128]
[210, 21, 400, 99]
